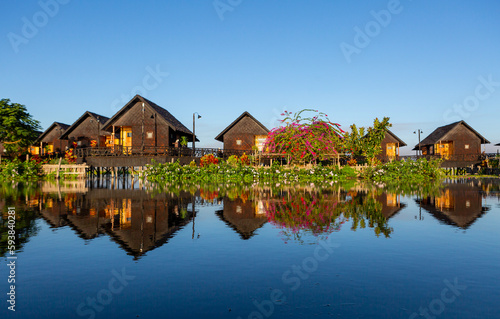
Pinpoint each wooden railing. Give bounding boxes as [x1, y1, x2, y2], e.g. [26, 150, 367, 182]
[399, 154, 486, 162]
[75, 146, 254, 159]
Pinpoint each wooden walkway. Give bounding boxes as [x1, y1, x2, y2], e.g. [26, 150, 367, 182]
[42, 163, 88, 179]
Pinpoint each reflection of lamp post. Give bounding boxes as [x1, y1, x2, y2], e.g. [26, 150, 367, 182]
[192, 112, 201, 154]
[414, 129, 423, 158]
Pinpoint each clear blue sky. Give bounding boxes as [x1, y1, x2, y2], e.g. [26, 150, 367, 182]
[2, 0, 500, 153]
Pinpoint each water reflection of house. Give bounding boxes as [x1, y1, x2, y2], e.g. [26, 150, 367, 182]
[416, 183, 488, 229]
[375, 193, 407, 219]
[216, 197, 267, 239]
[86, 189, 194, 258]
[37, 198, 70, 228]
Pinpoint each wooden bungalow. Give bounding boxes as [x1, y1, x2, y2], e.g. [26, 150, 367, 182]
[414, 121, 490, 163]
[60, 112, 111, 149]
[378, 130, 407, 162]
[101, 95, 196, 151]
[215, 111, 269, 151]
[32, 122, 70, 155]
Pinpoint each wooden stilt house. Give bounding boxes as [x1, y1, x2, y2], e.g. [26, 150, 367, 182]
[33, 122, 70, 155]
[101, 95, 196, 152]
[215, 112, 269, 151]
[378, 130, 407, 162]
[414, 121, 490, 164]
[60, 112, 111, 148]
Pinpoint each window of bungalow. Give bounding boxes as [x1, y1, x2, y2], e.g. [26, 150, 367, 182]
[146, 132, 153, 139]
[236, 140, 242, 145]
[465, 144, 470, 149]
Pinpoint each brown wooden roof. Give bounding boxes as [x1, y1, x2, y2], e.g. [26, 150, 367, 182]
[414, 121, 490, 149]
[60, 111, 110, 139]
[35, 122, 70, 143]
[386, 130, 407, 147]
[214, 111, 269, 142]
[102, 95, 194, 136]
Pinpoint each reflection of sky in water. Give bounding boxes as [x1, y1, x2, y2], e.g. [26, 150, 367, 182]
[0, 179, 499, 319]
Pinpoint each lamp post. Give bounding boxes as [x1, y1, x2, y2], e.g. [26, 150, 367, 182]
[414, 129, 423, 158]
[192, 112, 201, 154]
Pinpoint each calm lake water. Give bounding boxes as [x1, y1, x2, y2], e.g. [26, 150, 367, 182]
[1, 178, 499, 319]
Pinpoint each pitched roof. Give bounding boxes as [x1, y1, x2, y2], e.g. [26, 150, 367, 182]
[214, 111, 269, 142]
[414, 121, 490, 149]
[386, 130, 407, 147]
[102, 95, 193, 136]
[496, 143, 500, 146]
[35, 122, 70, 143]
[60, 112, 110, 139]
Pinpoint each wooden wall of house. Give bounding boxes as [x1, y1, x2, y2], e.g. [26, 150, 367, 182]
[41, 127, 69, 152]
[67, 117, 110, 148]
[222, 116, 268, 150]
[379, 133, 401, 158]
[445, 125, 482, 155]
[112, 102, 173, 148]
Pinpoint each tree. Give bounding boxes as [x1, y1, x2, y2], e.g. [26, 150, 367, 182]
[343, 117, 391, 165]
[264, 109, 345, 164]
[0, 99, 41, 158]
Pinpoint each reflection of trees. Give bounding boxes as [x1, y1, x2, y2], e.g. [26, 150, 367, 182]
[0, 183, 40, 257]
[261, 188, 395, 243]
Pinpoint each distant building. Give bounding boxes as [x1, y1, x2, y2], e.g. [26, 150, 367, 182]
[215, 111, 269, 151]
[101, 95, 196, 150]
[33, 122, 70, 155]
[414, 121, 490, 164]
[60, 112, 111, 148]
[378, 130, 407, 162]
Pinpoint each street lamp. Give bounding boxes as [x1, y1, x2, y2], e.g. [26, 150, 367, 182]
[193, 112, 201, 154]
[414, 129, 423, 158]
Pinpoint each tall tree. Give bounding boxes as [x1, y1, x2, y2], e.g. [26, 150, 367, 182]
[0, 99, 41, 158]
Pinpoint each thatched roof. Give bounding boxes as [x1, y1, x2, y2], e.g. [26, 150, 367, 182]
[413, 121, 490, 150]
[386, 130, 407, 147]
[35, 122, 70, 143]
[215, 111, 269, 142]
[102, 95, 196, 140]
[60, 111, 110, 139]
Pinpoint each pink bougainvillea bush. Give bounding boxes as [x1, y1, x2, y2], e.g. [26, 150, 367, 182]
[263, 109, 345, 164]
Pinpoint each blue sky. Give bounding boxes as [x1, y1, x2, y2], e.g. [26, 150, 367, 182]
[2, 0, 500, 153]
